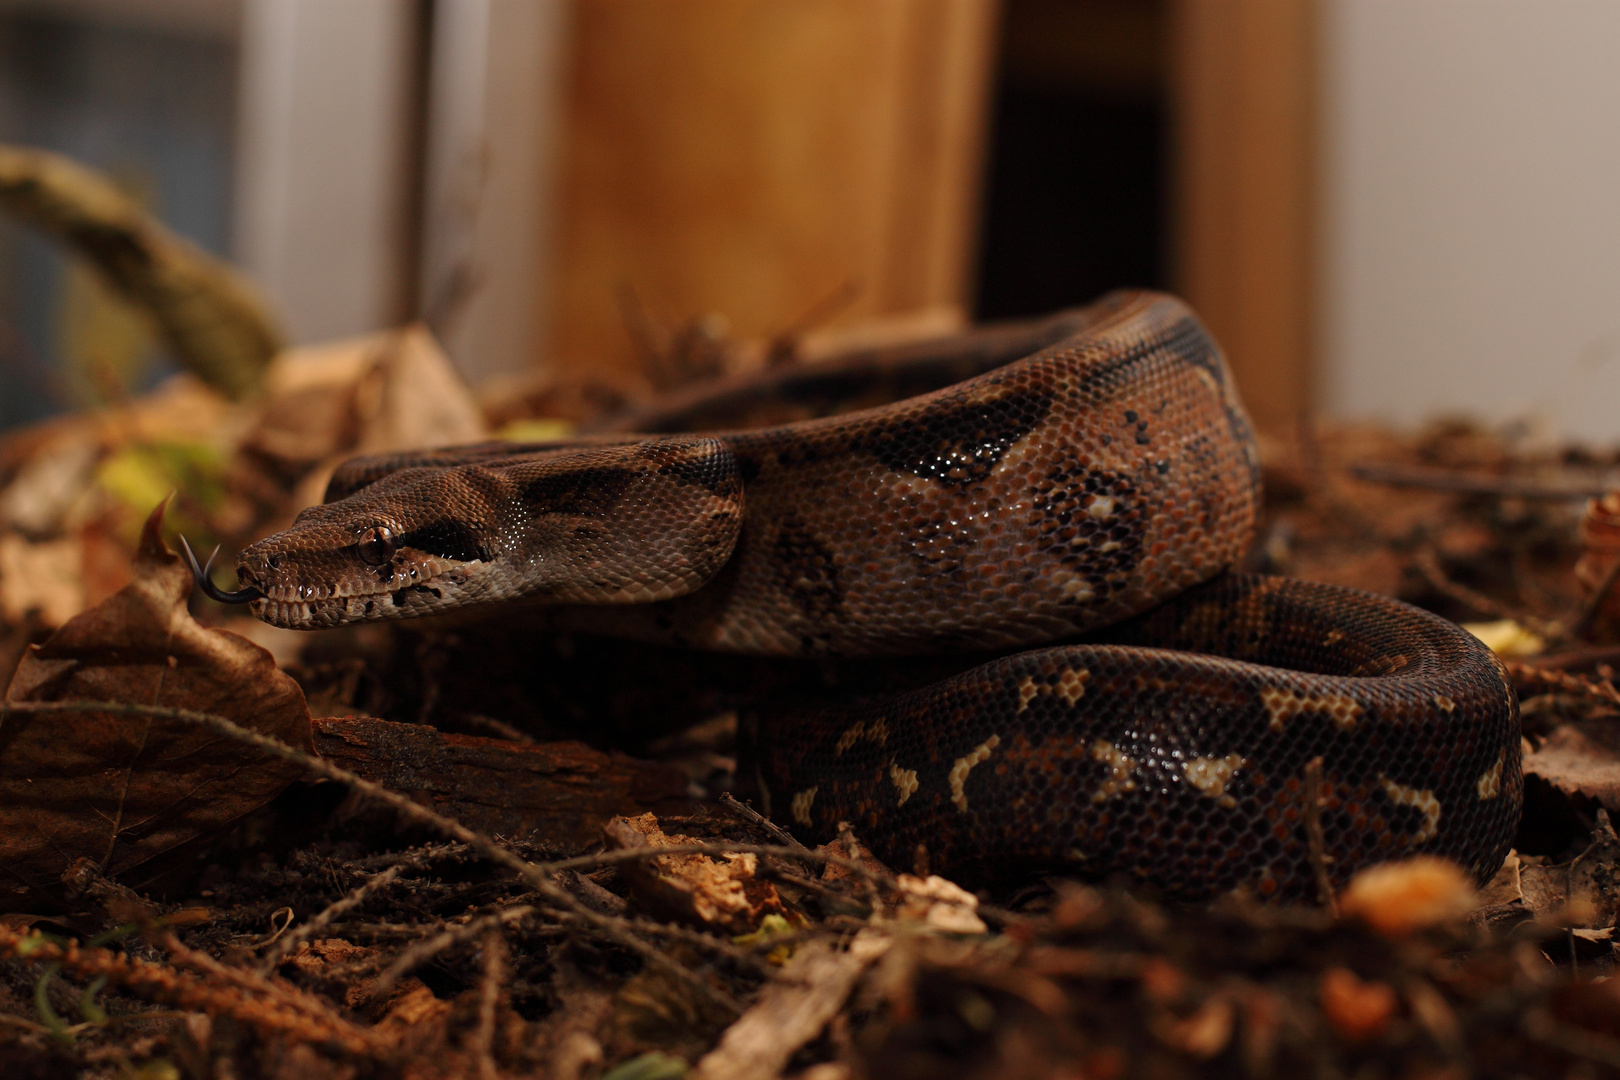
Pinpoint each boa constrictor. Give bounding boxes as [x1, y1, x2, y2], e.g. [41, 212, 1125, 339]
[194, 291, 1520, 899]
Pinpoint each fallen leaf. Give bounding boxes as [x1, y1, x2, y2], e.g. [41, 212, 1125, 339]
[1462, 619, 1546, 658]
[1477, 849, 1524, 907]
[1319, 967, 1397, 1042]
[605, 813, 788, 933]
[0, 424, 101, 537]
[1159, 993, 1235, 1059]
[1567, 813, 1620, 929]
[1339, 857, 1477, 937]
[253, 323, 488, 516]
[894, 873, 987, 934]
[0, 499, 313, 908]
[1525, 724, 1620, 812]
[1518, 859, 1569, 916]
[0, 533, 85, 628]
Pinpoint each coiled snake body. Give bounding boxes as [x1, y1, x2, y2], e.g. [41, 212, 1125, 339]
[214, 291, 1520, 899]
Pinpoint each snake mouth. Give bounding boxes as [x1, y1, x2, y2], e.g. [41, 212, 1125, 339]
[179, 538, 264, 605]
[245, 558, 481, 629]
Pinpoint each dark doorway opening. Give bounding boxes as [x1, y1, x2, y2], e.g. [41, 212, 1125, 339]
[974, 0, 1169, 321]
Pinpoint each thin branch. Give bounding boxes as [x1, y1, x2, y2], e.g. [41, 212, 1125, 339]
[1571, 555, 1620, 640]
[375, 907, 534, 995]
[0, 927, 386, 1057]
[538, 840, 892, 885]
[255, 864, 406, 975]
[1350, 462, 1610, 501]
[719, 792, 810, 852]
[0, 700, 743, 1018]
[1503, 662, 1620, 710]
[474, 930, 505, 1080]
[1413, 548, 1559, 639]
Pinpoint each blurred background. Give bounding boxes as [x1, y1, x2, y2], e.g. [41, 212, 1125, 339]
[0, 0, 1616, 442]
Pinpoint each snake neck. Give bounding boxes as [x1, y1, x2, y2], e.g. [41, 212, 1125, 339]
[235, 437, 743, 629]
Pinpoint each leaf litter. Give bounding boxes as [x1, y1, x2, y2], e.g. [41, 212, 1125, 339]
[8, 330, 1620, 1077]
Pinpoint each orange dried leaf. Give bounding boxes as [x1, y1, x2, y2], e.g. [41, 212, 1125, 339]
[1319, 967, 1397, 1042]
[0, 500, 314, 908]
[604, 812, 789, 933]
[1339, 857, 1477, 937]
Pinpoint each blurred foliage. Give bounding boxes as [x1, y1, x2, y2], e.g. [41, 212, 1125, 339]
[95, 439, 226, 547]
[0, 144, 281, 400]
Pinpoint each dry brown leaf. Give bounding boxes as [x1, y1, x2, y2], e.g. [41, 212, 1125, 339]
[1319, 967, 1397, 1042]
[0, 499, 313, 908]
[894, 873, 987, 934]
[605, 813, 788, 933]
[1525, 724, 1620, 812]
[0, 533, 86, 628]
[254, 323, 488, 517]
[0, 423, 101, 536]
[1339, 857, 1477, 937]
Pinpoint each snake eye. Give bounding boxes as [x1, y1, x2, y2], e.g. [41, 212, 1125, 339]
[356, 526, 397, 566]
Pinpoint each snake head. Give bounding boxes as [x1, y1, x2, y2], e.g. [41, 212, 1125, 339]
[235, 438, 743, 630]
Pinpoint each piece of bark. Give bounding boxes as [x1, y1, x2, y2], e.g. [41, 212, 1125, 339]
[0, 502, 313, 908]
[313, 719, 686, 850]
[691, 930, 890, 1080]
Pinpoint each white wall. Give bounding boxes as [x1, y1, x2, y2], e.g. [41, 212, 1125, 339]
[418, 0, 570, 382]
[1320, 0, 1620, 443]
[233, 0, 419, 344]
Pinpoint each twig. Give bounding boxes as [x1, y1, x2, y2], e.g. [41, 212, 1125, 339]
[245, 908, 295, 951]
[1572, 555, 1620, 640]
[537, 840, 891, 888]
[0, 144, 281, 398]
[1523, 1006, 1620, 1069]
[0, 700, 743, 1018]
[1350, 462, 1610, 501]
[1413, 548, 1559, 638]
[719, 791, 821, 880]
[156, 931, 361, 1030]
[1303, 758, 1338, 917]
[763, 278, 863, 368]
[719, 793, 809, 852]
[1516, 643, 1620, 673]
[349, 841, 470, 873]
[474, 930, 506, 1080]
[255, 865, 406, 975]
[837, 823, 885, 917]
[691, 930, 890, 1080]
[1296, 416, 1389, 544]
[455, 713, 537, 744]
[375, 907, 534, 995]
[1503, 662, 1620, 710]
[0, 928, 386, 1057]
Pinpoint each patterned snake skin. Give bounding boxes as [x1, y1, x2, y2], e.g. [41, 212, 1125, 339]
[218, 291, 1520, 899]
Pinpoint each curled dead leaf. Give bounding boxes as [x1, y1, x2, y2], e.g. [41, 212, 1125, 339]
[894, 874, 987, 934]
[604, 813, 789, 933]
[0, 499, 314, 908]
[1319, 967, 1397, 1042]
[1339, 857, 1477, 937]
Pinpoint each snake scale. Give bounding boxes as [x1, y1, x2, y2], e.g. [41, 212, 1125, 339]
[197, 290, 1520, 899]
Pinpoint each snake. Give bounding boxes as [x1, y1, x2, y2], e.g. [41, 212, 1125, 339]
[188, 290, 1521, 900]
